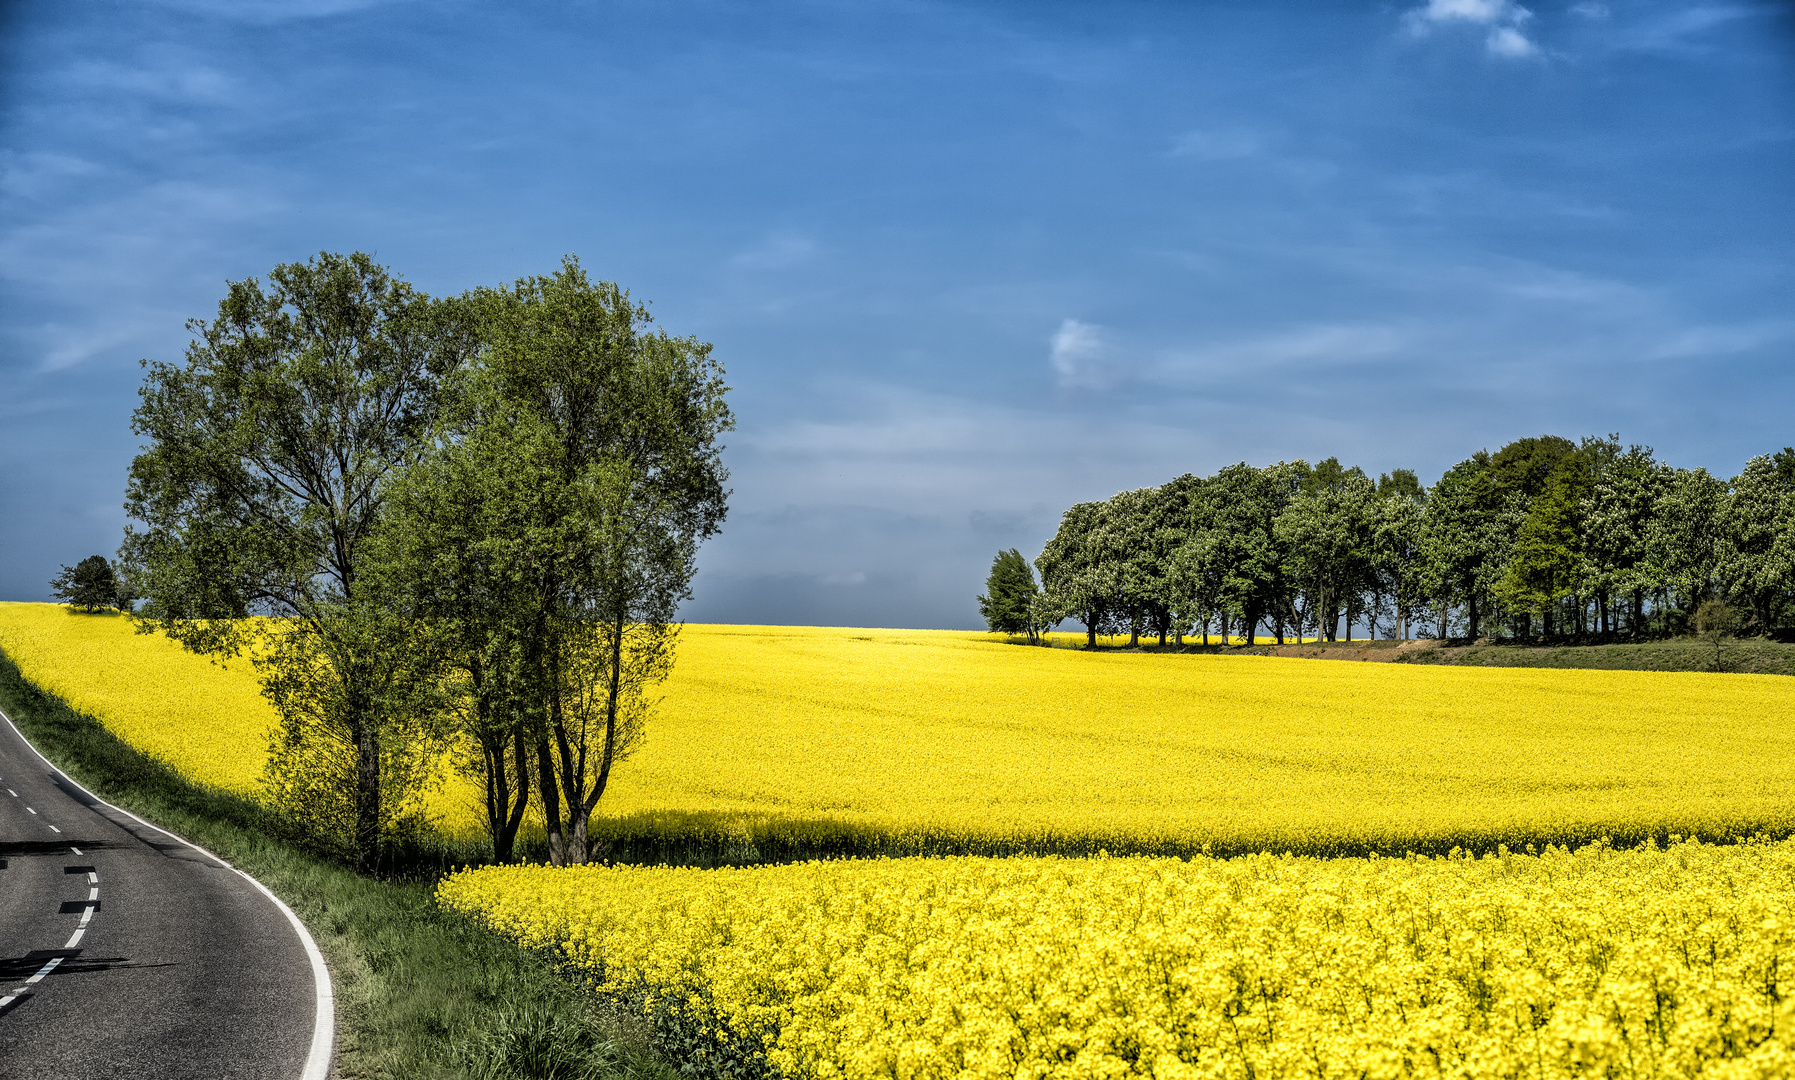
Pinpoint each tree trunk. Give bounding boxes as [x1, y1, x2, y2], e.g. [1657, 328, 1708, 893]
[1467, 594, 1480, 640]
[572, 613, 629, 864]
[536, 733, 566, 866]
[353, 720, 380, 875]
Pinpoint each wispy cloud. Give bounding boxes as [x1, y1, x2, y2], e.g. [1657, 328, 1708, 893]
[1646, 320, 1795, 361]
[1049, 318, 1115, 390]
[1155, 323, 1410, 384]
[63, 59, 238, 103]
[142, 0, 390, 22]
[729, 231, 820, 271]
[0, 152, 103, 200]
[1608, 5, 1760, 55]
[1401, 0, 1539, 59]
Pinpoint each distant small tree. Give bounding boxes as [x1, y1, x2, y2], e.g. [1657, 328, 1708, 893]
[50, 556, 121, 613]
[1692, 599, 1745, 671]
[978, 548, 1043, 642]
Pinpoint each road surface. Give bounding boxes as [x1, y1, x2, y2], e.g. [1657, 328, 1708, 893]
[0, 706, 330, 1079]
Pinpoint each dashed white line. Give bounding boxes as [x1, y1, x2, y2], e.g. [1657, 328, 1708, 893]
[0, 876, 95, 1012]
[1, 706, 334, 1080]
[25, 807, 36, 814]
[7, 788, 15, 796]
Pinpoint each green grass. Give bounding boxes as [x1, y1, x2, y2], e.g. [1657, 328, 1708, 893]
[1392, 635, 1795, 676]
[0, 647, 680, 1080]
[1008, 630, 1795, 676]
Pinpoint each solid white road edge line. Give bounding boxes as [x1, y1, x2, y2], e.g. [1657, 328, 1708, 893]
[0, 704, 334, 1080]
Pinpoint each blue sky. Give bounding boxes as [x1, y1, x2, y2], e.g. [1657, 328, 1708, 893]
[2, 0, 1791, 629]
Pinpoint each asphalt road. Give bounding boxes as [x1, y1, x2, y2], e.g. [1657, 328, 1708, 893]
[0, 708, 329, 1079]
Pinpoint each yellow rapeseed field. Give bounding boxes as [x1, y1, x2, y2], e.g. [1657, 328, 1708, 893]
[615, 624, 1795, 856]
[0, 603, 485, 832]
[4, 605, 1795, 853]
[0, 602, 271, 794]
[438, 840, 1795, 1080]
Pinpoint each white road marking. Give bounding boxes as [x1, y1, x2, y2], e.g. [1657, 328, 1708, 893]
[87, 872, 97, 884]
[25, 807, 36, 814]
[0, 957, 66, 1012]
[47, 825, 59, 833]
[7, 788, 15, 796]
[1, 706, 334, 1079]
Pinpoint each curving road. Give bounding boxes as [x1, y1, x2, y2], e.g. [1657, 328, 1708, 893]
[0, 706, 331, 1079]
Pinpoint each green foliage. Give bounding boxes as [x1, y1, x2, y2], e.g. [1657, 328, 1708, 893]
[1494, 456, 1586, 632]
[1036, 501, 1118, 647]
[122, 250, 474, 872]
[977, 548, 1041, 639]
[441, 256, 732, 868]
[259, 611, 451, 865]
[49, 554, 124, 613]
[1026, 431, 1795, 648]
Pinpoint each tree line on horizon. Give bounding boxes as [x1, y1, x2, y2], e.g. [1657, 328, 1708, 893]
[980, 435, 1795, 648]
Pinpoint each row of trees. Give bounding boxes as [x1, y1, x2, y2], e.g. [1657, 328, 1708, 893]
[983, 436, 1795, 647]
[122, 251, 732, 871]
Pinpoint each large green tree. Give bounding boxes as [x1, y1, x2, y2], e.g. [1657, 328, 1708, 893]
[1276, 460, 1375, 641]
[977, 548, 1043, 641]
[363, 412, 546, 863]
[1719, 455, 1795, 632]
[465, 257, 732, 867]
[1581, 445, 1667, 637]
[1372, 476, 1428, 639]
[49, 555, 124, 613]
[121, 251, 472, 871]
[1036, 501, 1118, 647]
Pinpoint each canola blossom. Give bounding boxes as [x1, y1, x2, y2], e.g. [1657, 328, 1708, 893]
[0, 603, 485, 832]
[613, 624, 1795, 856]
[0, 603, 271, 795]
[2, 606, 1794, 854]
[439, 840, 1795, 1080]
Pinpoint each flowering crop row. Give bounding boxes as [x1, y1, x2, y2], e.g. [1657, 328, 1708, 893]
[2, 606, 1793, 854]
[439, 839, 1795, 1080]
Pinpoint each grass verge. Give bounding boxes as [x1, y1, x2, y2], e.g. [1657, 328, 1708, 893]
[0, 646, 678, 1080]
[1004, 632, 1795, 675]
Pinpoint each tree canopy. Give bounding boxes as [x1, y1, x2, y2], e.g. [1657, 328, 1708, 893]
[49, 555, 124, 613]
[1024, 435, 1795, 647]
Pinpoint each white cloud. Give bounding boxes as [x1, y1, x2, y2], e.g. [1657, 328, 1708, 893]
[1412, 0, 1518, 24]
[1569, 3, 1609, 18]
[1402, 0, 1539, 58]
[1485, 26, 1538, 57]
[1049, 318, 1113, 390]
